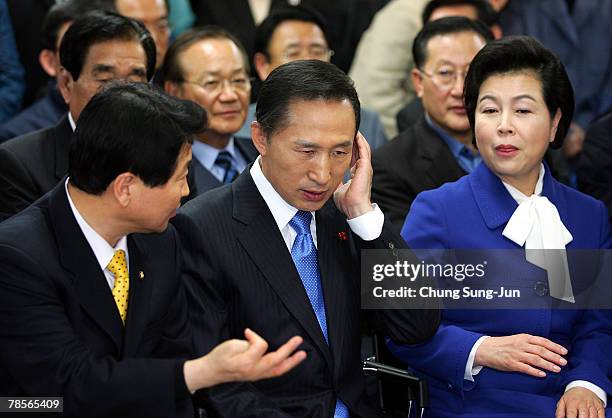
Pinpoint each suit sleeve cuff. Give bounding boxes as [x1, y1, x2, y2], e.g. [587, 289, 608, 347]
[565, 380, 607, 407]
[346, 203, 384, 241]
[464, 336, 489, 382]
[175, 359, 191, 399]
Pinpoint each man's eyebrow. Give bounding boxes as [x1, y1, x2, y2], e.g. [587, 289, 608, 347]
[91, 64, 114, 75]
[294, 139, 319, 148]
[294, 139, 353, 148]
[131, 67, 147, 76]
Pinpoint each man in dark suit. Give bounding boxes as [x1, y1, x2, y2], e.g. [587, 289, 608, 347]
[173, 60, 439, 417]
[160, 27, 258, 196]
[577, 109, 612, 224]
[188, 0, 388, 73]
[372, 17, 491, 229]
[0, 82, 306, 418]
[0, 11, 155, 221]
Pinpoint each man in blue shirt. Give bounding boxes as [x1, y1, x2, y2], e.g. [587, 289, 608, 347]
[372, 17, 490, 229]
[160, 26, 258, 196]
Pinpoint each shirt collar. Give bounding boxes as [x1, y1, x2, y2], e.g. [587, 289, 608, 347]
[68, 112, 76, 131]
[64, 178, 128, 272]
[191, 137, 238, 171]
[250, 155, 314, 230]
[425, 112, 473, 159]
[501, 163, 545, 204]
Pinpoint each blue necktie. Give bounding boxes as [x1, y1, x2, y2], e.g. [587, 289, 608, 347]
[289, 211, 350, 418]
[215, 150, 238, 184]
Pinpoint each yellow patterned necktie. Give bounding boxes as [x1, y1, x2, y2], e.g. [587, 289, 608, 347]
[107, 249, 129, 324]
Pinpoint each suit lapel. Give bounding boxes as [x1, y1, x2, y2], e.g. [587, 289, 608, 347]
[193, 159, 222, 194]
[538, 0, 578, 45]
[49, 182, 123, 351]
[232, 171, 333, 366]
[315, 202, 350, 370]
[122, 235, 153, 356]
[418, 119, 466, 185]
[469, 162, 518, 231]
[53, 115, 73, 182]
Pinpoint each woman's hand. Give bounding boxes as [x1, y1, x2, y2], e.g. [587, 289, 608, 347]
[474, 333, 567, 377]
[556, 387, 605, 418]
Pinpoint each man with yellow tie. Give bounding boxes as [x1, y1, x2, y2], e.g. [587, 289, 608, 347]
[0, 82, 305, 418]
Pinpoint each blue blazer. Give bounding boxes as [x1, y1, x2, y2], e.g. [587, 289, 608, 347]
[391, 162, 612, 417]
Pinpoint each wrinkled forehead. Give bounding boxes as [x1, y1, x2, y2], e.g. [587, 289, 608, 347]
[424, 31, 486, 66]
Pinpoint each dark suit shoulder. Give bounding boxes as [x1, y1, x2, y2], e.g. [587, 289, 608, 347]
[235, 136, 258, 162]
[0, 197, 58, 263]
[0, 124, 54, 160]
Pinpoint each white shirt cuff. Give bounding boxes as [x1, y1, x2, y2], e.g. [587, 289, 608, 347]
[346, 203, 384, 241]
[565, 381, 607, 407]
[464, 336, 489, 382]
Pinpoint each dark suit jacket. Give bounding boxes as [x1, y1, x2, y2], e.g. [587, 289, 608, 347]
[189, 136, 258, 196]
[0, 182, 193, 418]
[189, 0, 388, 74]
[0, 114, 71, 221]
[0, 80, 67, 143]
[577, 110, 612, 223]
[395, 98, 424, 134]
[372, 116, 466, 230]
[172, 168, 439, 418]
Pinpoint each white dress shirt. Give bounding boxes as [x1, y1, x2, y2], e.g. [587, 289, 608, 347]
[249, 156, 384, 251]
[65, 178, 129, 290]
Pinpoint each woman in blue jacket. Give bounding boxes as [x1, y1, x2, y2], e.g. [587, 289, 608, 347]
[391, 36, 611, 418]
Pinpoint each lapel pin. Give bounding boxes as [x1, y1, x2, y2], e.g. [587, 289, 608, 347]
[138, 271, 145, 280]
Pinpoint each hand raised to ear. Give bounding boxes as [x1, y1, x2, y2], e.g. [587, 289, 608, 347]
[334, 132, 374, 219]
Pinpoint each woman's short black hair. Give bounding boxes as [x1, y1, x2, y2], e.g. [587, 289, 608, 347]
[464, 36, 574, 148]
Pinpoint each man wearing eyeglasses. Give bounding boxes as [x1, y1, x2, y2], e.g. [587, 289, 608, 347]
[371, 16, 492, 229]
[160, 27, 258, 196]
[236, 5, 388, 151]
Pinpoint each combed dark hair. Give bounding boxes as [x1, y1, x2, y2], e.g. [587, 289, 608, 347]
[412, 16, 494, 69]
[69, 82, 206, 194]
[256, 59, 360, 138]
[464, 36, 574, 148]
[254, 5, 331, 58]
[59, 10, 156, 81]
[157, 25, 250, 86]
[40, 0, 117, 51]
[422, 0, 499, 26]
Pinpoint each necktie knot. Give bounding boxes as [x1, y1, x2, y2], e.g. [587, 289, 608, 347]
[215, 150, 238, 183]
[107, 249, 127, 276]
[215, 150, 233, 168]
[289, 211, 312, 235]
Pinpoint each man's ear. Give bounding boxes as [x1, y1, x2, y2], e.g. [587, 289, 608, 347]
[251, 121, 268, 156]
[111, 172, 138, 208]
[411, 68, 425, 98]
[57, 67, 73, 105]
[253, 52, 271, 81]
[164, 80, 182, 97]
[38, 49, 58, 77]
[491, 24, 503, 40]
